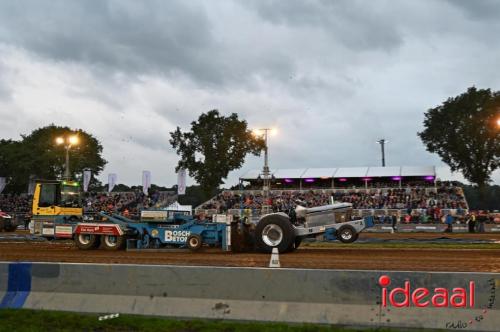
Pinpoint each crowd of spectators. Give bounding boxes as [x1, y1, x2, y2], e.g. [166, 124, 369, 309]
[199, 183, 471, 223]
[82, 190, 176, 216]
[334, 185, 467, 210]
[0, 194, 32, 214]
[0, 191, 176, 217]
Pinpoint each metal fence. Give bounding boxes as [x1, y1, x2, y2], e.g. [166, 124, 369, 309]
[194, 207, 469, 220]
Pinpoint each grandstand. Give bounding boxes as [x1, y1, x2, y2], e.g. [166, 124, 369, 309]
[197, 166, 470, 223]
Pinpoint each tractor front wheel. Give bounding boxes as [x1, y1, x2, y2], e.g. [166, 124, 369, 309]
[337, 226, 358, 243]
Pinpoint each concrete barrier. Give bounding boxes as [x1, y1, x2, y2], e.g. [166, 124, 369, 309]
[0, 262, 499, 330]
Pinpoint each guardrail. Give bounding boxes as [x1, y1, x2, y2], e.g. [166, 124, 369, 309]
[1, 262, 498, 330]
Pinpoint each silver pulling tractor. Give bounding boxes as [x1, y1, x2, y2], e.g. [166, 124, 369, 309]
[253, 202, 370, 253]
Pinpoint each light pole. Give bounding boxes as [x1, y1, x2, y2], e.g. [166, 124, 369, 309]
[55, 135, 79, 180]
[253, 128, 277, 198]
[376, 139, 388, 167]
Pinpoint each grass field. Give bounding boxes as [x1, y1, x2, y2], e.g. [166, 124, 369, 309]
[0, 309, 442, 332]
[302, 242, 500, 250]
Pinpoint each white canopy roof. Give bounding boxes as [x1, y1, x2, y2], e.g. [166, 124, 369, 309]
[334, 167, 369, 178]
[401, 166, 436, 177]
[301, 168, 337, 178]
[240, 166, 436, 180]
[272, 168, 307, 179]
[366, 166, 401, 177]
[166, 201, 192, 212]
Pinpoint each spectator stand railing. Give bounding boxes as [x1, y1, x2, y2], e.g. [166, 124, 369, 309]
[193, 207, 469, 222]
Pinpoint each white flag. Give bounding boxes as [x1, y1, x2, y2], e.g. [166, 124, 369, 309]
[28, 175, 36, 195]
[177, 168, 186, 195]
[108, 173, 117, 192]
[83, 170, 91, 192]
[142, 170, 151, 195]
[0, 177, 6, 194]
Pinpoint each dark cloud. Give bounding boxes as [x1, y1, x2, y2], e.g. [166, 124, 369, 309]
[0, 0, 219, 82]
[0, 0, 499, 185]
[0, 0, 299, 87]
[244, 0, 403, 52]
[448, 0, 500, 20]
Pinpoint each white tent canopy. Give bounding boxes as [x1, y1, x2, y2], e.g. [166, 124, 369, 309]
[166, 201, 192, 212]
[272, 168, 307, 179]
[301, 168, 337, 179]
[333, 167, 369, 178]
[366, 166, 401, 177]
[401, 166, 436, 177]
[239, 166, 436, 180]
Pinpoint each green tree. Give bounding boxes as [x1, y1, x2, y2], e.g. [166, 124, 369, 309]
[170, 110, 265, 197]
[0, 125, 107, 193]
[0, 139, 26, 192]
[462, 184, 500, 210]
[418, 87, 500, 190]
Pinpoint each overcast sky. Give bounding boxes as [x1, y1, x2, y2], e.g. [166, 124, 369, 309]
[0, 0, 499, 187]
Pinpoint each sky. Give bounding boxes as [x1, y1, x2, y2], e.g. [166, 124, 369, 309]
[0, 0, 499, 187]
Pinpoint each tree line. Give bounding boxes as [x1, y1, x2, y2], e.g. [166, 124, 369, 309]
[0, 87, 498, 209]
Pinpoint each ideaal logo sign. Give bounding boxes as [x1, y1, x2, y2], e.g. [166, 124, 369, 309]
[378, 275, 497, 329]
[378, 275, 475, 308]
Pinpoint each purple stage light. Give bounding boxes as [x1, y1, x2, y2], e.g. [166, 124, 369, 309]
[392, 176, 402, 181]
[304, 178, 315, 183]
[424, 176, 434, 181]
[338, 178, 347, 182]
[284, 178, 293, 183]
[362, 178, 372, 181]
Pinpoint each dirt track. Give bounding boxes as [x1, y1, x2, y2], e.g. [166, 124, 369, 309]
[1, 232, 500, 272]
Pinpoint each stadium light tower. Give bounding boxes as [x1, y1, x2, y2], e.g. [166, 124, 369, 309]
[376, 139, 388, 167]
[253, 128, 277, 197]
[55, 134, 79, 180]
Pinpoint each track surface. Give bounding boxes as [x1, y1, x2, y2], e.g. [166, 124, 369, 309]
[1, 232, 500, 272]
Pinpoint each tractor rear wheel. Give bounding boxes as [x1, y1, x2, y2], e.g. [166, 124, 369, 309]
[255, 215, 294, 253]
[286, 236, 303, 252]
[187, 234, 203, 251]
[102, 235, 125, 250]
[75, 234, 100, 250]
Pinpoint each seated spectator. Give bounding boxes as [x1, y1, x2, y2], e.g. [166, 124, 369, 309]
[197, 183, 470, 224]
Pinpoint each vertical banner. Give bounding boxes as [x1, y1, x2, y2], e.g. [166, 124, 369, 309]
[83, 170, 92, 192]
[0, 177, 6, 194]
[108, 173, 117, 193]
[142, 170, 151, 195]
[28, 175, 36, 195]
[177, 168, 186, 195]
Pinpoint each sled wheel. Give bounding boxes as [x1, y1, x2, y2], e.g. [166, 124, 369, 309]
[102, 235, 125, 250]
[75, 234, 100, 250]
[187, 234, 203, 251]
